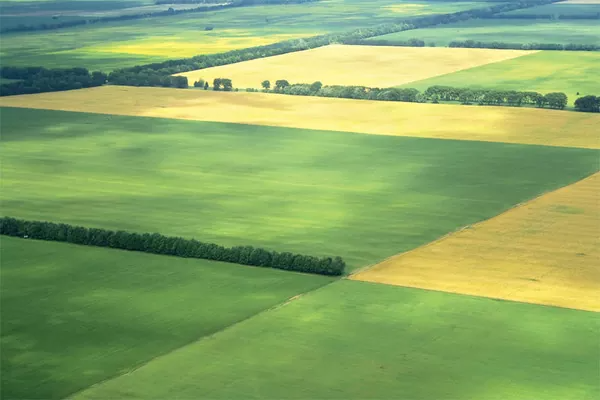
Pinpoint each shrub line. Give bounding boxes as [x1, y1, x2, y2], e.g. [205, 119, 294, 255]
[0, 217, 345, 276]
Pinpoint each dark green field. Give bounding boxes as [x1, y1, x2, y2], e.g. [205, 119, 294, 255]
[73, 280, 600, 400]
[0, 236, 331, 399]
[2, 107, 598, 271]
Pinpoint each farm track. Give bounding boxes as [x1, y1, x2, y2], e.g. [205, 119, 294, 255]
[351, 173, 600, 312]
[1, 86, 598, 149]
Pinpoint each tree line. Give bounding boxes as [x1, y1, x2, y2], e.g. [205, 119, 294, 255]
[448, 40, 599, 51]
[0, 217, 346, 276]
[484, 13, 600, 20]
[0, 0, 319, 34]
[107, 70, 188, 88]
[0, 66, 107, 96]
[254, 80, 571, 110]
[103, 0, 560, 90]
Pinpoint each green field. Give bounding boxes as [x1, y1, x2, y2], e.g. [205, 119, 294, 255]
[73, 280, 600, 400]
[400, 51, 600, 105]
[368, 18, 600, 46]
[0, 0, 488, 70]
[1, 107, 598, 271]
[0, 236, 331, 399]
[500, 3, 600, 16]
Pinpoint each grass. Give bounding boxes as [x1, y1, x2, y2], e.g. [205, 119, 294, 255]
[1, 86, 599, 149]
[179, 44, 535, 89]
[0, 0, 487, 70]
[368, 18, 600, 46]
[0, 236, 331, 400]
[399, 51, 600, 106]
[73, 280, 600, 400]
[1, 107, 598, 272]
[353, 173, 600, 312]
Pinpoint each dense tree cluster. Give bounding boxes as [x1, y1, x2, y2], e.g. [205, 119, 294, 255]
[107, 71, 188, 88]
[574, 95, 600, 112]
[0, 0, 319, 33]
[448, 40, 599, 51]
[344, 38, 427, 47]
[0, 217, 346, 276]
[213, 78, 233, 91]
[105, 0, 559, 87]
[0, 67, 107, 96]
[260, 81, 571, 110]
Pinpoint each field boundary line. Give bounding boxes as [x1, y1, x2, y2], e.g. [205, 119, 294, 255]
[348, 171, 600, 278]
[64, 279, 338, 399]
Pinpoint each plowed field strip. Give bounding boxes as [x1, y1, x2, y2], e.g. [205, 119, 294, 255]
[352, 173, 600, 312]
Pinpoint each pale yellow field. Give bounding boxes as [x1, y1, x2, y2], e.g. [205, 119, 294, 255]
[1, 86, 598, 149]
[177, 44, 537, 89]
[352, 173, 600, 312]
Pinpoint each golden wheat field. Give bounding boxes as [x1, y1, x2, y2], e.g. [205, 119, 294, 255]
[1, 86, 598, 149]
[352, 173, 600, 312]
[177, 44, 537, 88]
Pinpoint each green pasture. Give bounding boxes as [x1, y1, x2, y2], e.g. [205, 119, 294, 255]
[401, 51, 600, 105]
[1, 107, 598, 271]
[74, 280, 600, 400]
[0, 0, 487, 70]
[500, 3, 600, 16]
[368, 18, 600, 46]
[0, 236, 331, 399]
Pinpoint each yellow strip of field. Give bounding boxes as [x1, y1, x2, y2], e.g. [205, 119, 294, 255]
[177, 44, 537, 89]
[352, 173, 600, 312]
[0, 86, 598, 149]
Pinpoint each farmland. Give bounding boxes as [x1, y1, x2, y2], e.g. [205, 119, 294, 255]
[0, 0, 487, 70]
[1, 106, 598, 271]
[2, 0, 599, 398]
[72, 280, 600, 400]
[1, 86, 599, 148]
[368, 18, 600, 46]
[353, 173, 600, 312]
[499, 2, 600, 16]
[400, 51, 600, 105]
[0, 236, 331, 399]
[178, 44, 536, 89]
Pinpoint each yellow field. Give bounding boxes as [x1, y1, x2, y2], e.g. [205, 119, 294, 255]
[1, 86, 598, 149]
[177, 44, 537, 89]
[352, 173, 600, 312]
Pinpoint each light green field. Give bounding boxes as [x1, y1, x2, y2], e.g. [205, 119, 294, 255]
[73, 280, 600, 400]
[368, 18, 600, 46]
[500, 3, 600, 16]
[0, 0, 487, 70]
[400, 51, 600, 105]
[1, 107, 598, 271]
[0, 236, 331, 400]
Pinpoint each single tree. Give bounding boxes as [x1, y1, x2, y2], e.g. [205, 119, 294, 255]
[261, 80, 271, 91]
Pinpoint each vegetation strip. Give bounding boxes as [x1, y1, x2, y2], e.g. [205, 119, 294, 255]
[348, 38, 599, 51]
[0, 217, 345, 276]
[237, 81, 575, 110]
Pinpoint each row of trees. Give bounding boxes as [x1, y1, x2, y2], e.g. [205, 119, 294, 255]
[485, 13, 600, 20]
[423, 86, 568, 109]
[448, 40, 599, 51]
[0, 67, 107, 96]
[0, 217, 346, 276]
[256, 80, 571, 110]
[107, 71, 188, 88]
[107, 0, 559, 86]
[574, 95, 600, 113]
